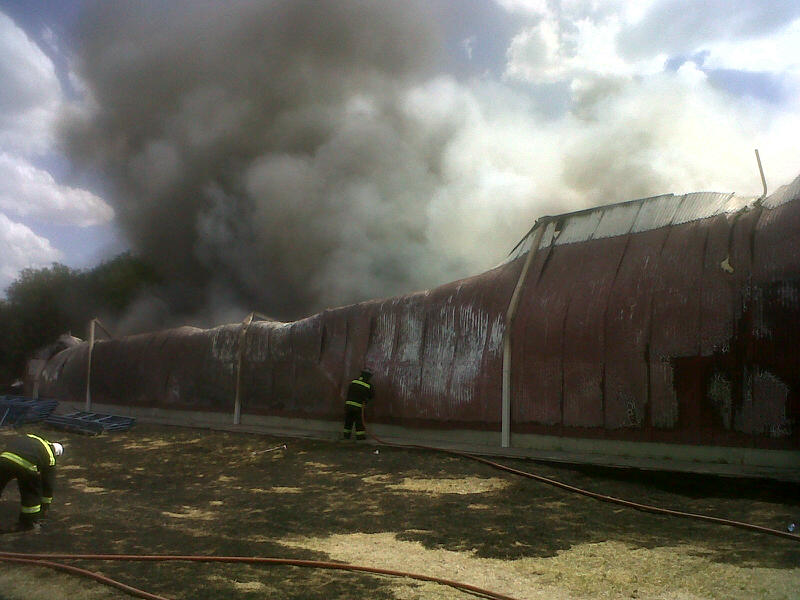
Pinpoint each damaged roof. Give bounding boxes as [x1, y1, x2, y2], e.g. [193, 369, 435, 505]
[508, 189, 767, 262]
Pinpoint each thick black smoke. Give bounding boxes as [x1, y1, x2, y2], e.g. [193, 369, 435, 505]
[62, 0, 506, 326]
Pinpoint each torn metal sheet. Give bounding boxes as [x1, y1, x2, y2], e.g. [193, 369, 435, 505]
[591, 200, 643, 240]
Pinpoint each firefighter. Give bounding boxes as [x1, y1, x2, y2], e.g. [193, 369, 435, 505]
[0, 433, 63, 532]
[343, 369, 374, 440]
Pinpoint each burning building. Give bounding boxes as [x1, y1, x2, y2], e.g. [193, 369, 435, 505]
[33, 174, 800, 475]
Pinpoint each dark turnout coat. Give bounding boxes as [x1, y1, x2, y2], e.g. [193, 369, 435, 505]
[343, 376, 374, 439]
[0, 434, 58, 522]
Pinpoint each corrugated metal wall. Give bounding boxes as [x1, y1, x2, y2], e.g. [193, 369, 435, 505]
[506, 183, 799, 449]
[36, 176, 800, 451]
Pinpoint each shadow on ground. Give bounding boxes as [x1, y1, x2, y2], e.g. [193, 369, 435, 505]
[1, 424, 798, 599]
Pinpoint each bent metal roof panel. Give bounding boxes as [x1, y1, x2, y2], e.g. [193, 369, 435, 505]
[506, 189, 763, 262]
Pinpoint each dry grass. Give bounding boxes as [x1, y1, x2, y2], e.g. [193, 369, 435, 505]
[0, 566, 132, 600]
[0, 424, 798, 599]
[385, 476, 511, 494]
[280, 532, 799, 600]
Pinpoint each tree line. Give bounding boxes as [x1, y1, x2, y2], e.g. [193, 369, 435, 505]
[0, 254, 161, 387]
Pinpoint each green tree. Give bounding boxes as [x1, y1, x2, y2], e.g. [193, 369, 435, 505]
[1, 264, 86, 385]
[87, 253, 161, 316]
[0, 255, 162, 386]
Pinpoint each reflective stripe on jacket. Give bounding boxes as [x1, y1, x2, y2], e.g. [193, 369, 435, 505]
[26, 434, 56, 466]
[346, 377, 373, 408]
[2, 434, 57, 501]
[0, 451, 39, 473]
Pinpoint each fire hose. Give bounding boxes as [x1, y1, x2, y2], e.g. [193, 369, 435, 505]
[362, 407, 800, 543]
[1, 411, 796, 600]
[0, 551, 522, 600]
[0, 438, 523, 600]
[0, 555, 168, 600]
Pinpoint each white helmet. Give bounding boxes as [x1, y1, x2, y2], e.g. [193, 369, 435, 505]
[52, 442, 63, 457]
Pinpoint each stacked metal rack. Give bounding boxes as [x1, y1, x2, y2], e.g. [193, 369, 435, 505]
[0, 396, 59, 428]
[44, 411, 136, 435]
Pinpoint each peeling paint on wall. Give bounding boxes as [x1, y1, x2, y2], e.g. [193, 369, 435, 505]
[34, 175, 800, 452]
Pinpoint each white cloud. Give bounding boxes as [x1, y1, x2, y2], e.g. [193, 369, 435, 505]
[491, 0, 798, 209]
[40, 26, 60, 55]
[505, 17, 564, 82]
[503, 2, 800, 91]
[505, 10, 666, 84]
[0, 11, 115, 290]
[0, 152, 114, 227]
[0, 212, 63, 292]
[700, 18, 800, 74]
[494, 0, 657, 22]
[617, 0, 800, 60]
[0, 12, 61, 155]
[492, 0, 548, 16]
[462, 36, 476, 61]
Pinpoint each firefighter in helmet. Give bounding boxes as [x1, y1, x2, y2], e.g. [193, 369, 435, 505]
[0, 433, 63, 532]
[343, 369, 374, 441]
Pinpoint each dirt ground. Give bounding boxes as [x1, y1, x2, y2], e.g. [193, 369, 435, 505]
[0, 423, 798, 600]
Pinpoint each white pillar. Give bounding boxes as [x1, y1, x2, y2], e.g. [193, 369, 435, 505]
[501, 221, 548, 447]
[85, 319, 96, 412]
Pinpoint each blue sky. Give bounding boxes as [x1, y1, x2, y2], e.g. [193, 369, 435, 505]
[1, 0, 798, 307]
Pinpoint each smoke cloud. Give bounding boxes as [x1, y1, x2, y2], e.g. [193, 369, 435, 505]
[61, 0, 799, 328]
[62, 0, 531, 324]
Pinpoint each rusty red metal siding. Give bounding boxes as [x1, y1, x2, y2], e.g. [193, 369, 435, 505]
[342, 304, 377, 397]
[383, 296, 427, 423]
[563, 236, 630, 429]
[694, 214, 740, 443]
[648, 221, 706, 437]
[35, 176, 800, 453]
[240, 322, 273, 413]
[603, 228, 670, 435]
[699, 214, 737, 356]
[291, 315, 334, 417]
[506, 183, 799, 450]
[750, 195, 800, 440]
[360, 268, 512, 428]
[513, 244, 566, 428]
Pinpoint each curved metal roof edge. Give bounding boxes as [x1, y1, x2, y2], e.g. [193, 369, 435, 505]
[505, 172, 800, 261]
[763, 172, 800, 210]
